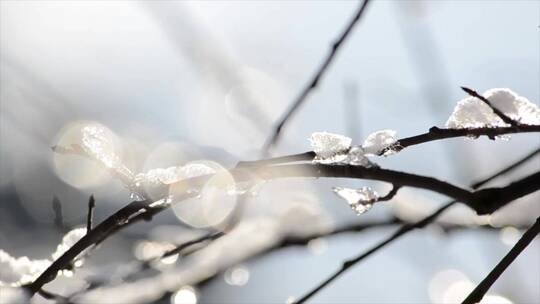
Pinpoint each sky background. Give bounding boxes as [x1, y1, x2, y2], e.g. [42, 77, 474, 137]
[1, 1, 539, 303]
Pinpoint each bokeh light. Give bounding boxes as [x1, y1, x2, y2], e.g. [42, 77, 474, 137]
[171, 286, 198, 304]
[499, 226, 521, 246]
[170, 160, 237, 229]
[52, 121, 121, 188]
[224, 265, 250, 286]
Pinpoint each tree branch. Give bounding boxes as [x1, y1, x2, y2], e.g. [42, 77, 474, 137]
[25, 143, 540, 296]
[240, 125, 540, 168]
[292, 147, 540, 303]
[262, 0, 372, 153]
[87, 195, 95, 233]
[51, 195, 66, 232]
[461, 217, 540, 304]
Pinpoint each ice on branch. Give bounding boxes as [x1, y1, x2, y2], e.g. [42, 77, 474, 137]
[135, 163, 216, 186]
[0, 250, 51, 286]
[362, 129, 397, 155]
[309, 132, 369, 166]
[446, 88, 540, 128]
[81, 124, 122, 169]
[309, 132, 352, 164]
[332, 186, 379, 215]
[309, 130, 398, 166]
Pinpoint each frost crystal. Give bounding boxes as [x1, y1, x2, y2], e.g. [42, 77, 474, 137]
[310, 132, 352, 163]
[81, 124, 121, 169]
[446, 88, 540, 128]
[332, 186, 379, 215]
[362, 130, 397, 155]
[345, 146, 371, 166]
[136, 163, 216, 186]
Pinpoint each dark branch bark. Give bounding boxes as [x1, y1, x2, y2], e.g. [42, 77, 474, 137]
[389, 125, 540, 153]
[51, 195, 66, 231]
[293, 201, 458, 304]
[262, 0, 372, 153]
[25, 143, 540, 296]
[86, 195, 95, 233]
[461, 217, 540, 304]
[240, 126, 540, 168]
[471, 146, 540, 189]
[292, 147, 540, 304]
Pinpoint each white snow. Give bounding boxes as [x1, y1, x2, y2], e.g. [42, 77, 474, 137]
[309, 132, 352, 163]
[0, 250, 51, 286]
[0, 228, 89, 286]
[362, 129, 397, 155]
[332, 186, 379, 215]
[446, 88, 540, 128]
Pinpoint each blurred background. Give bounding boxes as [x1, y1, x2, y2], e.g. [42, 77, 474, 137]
[1, 1, 539, 303]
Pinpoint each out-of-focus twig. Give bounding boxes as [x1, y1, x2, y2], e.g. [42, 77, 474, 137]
[262, 0, 372, 153]
[292, 146, 540, 303]
[87, 195, 95, 233]
[462, 217, 540, 304]
[52, 195, 66, 231]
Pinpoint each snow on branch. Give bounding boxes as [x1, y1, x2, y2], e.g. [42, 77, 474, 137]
[447, 88, 540, 129]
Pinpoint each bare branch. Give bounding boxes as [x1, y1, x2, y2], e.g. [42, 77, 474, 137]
[262, 0, 372, 153]
[25, 145, 540, 296]
[461, 86, 519, 127]
[87, 195, 95, 234]
[292, 147, 540, 303]
[51, 195, 66, 231]
[471, 146, 540, 189]
[240, 125, 540, 168]
[462, 217, 540, 304]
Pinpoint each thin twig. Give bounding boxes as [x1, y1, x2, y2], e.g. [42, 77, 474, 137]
[87, 195, 95, 234]
[471, 146, 540, 189]
[461, 217, 540, 304]
[262, 0, 372, 153]
[37, 288, 68, 302]
[52, 195, 66, 231]
[292, 147, 540, 303]
[461, 87, 519, 127]
[241, 125, 540, 168]
[293, 201, 457, 304]
[378, 185, 401, 201]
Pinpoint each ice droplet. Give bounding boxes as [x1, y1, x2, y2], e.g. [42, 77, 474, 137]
[332, 186, 379, 215]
